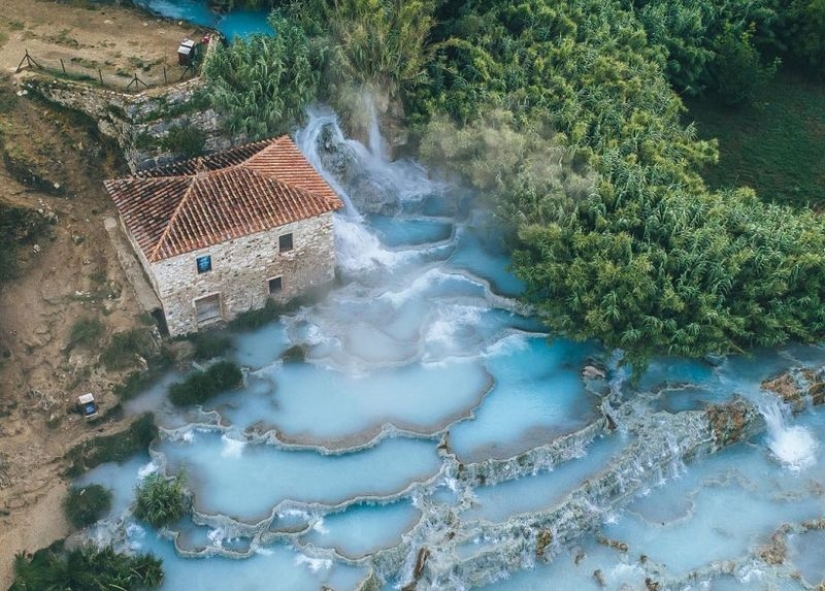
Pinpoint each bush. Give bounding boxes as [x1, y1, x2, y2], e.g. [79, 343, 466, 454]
[134, 472, 188, 528]
[64, 413, 158, 478]
[63, 484, 112, 528]
[712, 27, 779, 106]
[190, 332, 233, 360]
[10, 542, 163, 590]
[227, 298, 282, 331]
[168, 360, 243, 406]
[67, 317, 104, 349]
[161, 123, 206, 158]
[100, 328, 155, 371]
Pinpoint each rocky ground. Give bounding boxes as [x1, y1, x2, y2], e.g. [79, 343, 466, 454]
[0, 1, 191, 586]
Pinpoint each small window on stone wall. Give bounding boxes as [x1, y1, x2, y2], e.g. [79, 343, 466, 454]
[196, 255, 212, 274]
[268, 276, 283, 295]
[279, 233, 293, 252]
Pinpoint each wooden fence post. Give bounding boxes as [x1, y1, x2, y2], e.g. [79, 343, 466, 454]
[98, 68, 104, 86]
[60, 59, 66, 74]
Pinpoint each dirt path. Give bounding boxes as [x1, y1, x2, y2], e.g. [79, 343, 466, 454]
[0, 2, 194, 586]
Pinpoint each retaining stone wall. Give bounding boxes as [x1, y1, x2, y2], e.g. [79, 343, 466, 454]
[23, 62, 229, 172]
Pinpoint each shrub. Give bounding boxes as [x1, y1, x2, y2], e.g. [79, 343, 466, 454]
[161, 123, 206, 158]
[64, 413, 158, 477]
[134, 472, 188, 528]
[190, 332, 233, 360]
[168, 360, 243, 406]
[100, 328, 155, 371]
[227, 298, 282, 331]
[63, 484, 112, 528]
[11, 542, 163, 590]
[67, 317, 104, 349]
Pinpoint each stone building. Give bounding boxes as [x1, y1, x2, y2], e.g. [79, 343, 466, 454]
[104, 136, 343, 336]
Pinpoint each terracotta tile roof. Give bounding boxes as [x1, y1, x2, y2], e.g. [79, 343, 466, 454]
[105, 136, 343, 262]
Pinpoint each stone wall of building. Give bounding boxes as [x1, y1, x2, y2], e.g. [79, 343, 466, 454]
[150, 213, 336, 336]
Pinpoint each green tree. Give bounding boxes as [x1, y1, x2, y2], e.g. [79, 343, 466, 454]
[711, 26, 779, 106]
[782, 0, 825, 72]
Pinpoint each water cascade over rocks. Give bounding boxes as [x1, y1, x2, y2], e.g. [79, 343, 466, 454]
[75, 107, 825, 591]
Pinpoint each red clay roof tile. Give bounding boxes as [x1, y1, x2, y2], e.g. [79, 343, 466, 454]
[104, 136, 343, 262]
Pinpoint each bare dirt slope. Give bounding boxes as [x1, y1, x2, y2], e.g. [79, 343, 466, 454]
[0, 1, 192, 586]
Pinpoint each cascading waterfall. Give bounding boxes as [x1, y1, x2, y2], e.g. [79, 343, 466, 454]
[760, 399, 818, 470]
[293, 109, 361, 220]
[72, 99, 825, 591]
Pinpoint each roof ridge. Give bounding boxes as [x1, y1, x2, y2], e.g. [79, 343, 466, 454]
[149, 176, 197, 261]
[238, 135, 288, 169]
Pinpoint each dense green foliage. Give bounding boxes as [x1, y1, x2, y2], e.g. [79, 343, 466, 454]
[294, 0, 435, 96]
[710, 27, 779, 106]
[625, 0, 779, 95]
[780, 0, 825, 72]
[63, 484, 112, 529]
[134, 472, 189, 528]
[64, 413, 158, 477]
[168, 360, 243, 406]
[204, 12, 320, 138]
[200, 0, 825, 365]
[10, 542, 162, 591]
[405, 0, 825, 365]
[688, 68, 825, 207]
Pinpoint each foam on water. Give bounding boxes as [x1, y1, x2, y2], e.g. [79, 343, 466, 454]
[760, 400, 818, 470]
[220, 433, 247, 458]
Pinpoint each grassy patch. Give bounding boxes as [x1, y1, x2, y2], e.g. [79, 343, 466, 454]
[169, 360, 242, 407]
[63, 413, 157, 478]
[687, 67, 825, 208]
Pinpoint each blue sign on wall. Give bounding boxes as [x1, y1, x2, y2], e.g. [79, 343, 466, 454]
[196, 255, 212, 274]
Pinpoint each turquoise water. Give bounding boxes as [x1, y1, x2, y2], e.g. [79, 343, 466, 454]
[132, 0, 273, 39]
[75, 110, 825, 591]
